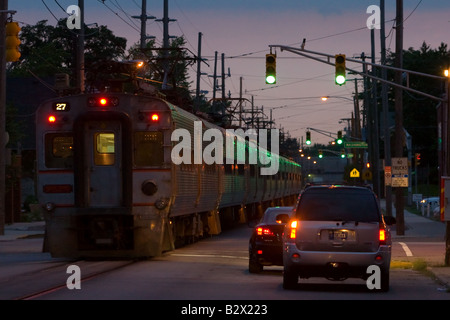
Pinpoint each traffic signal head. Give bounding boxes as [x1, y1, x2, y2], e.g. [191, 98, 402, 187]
[415, 153, 421, 166]
[318, 149, 323, 158]
[305, 131, 311, 145]
[265, 53, 276, 84]
[335, 54, 346, 85]
[340, 149, 346, 158]
[336, 130, 343, 144]
[5, 21, 21, 62]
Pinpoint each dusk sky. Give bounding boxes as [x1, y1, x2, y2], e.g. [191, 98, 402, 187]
[12, 0, 450, 144]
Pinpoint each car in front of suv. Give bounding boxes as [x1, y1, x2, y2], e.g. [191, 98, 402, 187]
[283, 185, 395, 291]
[249, 206, 294, 273]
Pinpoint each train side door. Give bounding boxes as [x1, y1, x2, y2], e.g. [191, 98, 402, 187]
[84, 120, 122, 207]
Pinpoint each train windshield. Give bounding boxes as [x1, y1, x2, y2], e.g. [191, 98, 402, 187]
[134, 131, 164, 166]
[45, 133, 73, 168]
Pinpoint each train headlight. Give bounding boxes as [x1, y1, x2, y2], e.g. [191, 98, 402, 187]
[141, 180, 158, 196]
[44, 202, 55, 212]
[155, 198, 169, 210]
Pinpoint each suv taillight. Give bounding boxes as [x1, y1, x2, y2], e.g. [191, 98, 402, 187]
[288, 220, 298, 240]
[379, 223, 386, 245]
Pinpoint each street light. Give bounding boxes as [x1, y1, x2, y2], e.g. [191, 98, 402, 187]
[445, 69, 449, 77]
[320, 95, 353, 102]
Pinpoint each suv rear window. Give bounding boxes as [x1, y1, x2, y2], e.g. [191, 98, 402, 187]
[295, 187, 380, 222]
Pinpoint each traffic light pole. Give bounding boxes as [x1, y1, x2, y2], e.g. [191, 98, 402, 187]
[0, 0, 9, 235]
[446, 76, 450, 266]
[269, 44, 448, 242]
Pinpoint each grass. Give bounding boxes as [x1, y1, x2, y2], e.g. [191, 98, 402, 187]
[391, 259, 450, 292]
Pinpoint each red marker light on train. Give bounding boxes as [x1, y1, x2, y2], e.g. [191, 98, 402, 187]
[87, 96, 119, 107]
[151, 113, 159, 122]
[48, 115, 56, 123]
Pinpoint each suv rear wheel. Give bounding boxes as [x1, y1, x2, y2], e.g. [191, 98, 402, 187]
[380, 268, 390, 292]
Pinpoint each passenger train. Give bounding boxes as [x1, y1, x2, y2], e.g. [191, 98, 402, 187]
[36, 89, 302, 258]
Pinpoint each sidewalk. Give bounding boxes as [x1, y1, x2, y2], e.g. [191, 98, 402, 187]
[380, 199, 450, 291]
[0, 221, 45, 241]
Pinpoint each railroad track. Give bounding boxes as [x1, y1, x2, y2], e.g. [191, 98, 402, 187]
[2, 259, 138, 300]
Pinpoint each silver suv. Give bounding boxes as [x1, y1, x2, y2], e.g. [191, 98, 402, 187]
[283, 185, 395, 291]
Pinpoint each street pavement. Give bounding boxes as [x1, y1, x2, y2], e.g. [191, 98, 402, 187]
[1, 202, 449, 292]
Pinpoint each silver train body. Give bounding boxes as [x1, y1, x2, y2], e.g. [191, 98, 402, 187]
[36, 93, 302, 258]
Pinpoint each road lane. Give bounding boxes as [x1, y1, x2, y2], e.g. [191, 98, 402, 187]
[30, 225, 449, 300]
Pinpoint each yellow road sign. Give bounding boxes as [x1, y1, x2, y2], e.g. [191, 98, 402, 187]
[362, 169, 372, 180]
[350, 168, 360, 178]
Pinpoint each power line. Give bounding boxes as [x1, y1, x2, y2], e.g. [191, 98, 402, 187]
[97, 0, 140, 33]
[41, 0, 59, 22]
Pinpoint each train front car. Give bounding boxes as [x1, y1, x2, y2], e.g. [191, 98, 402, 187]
[36, 94, 174, 258]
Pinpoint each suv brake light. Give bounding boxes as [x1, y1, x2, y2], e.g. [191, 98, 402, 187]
[379, 223, 386, 245]
[288, 220, 298, 240]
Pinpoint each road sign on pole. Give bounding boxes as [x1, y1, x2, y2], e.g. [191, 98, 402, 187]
[384, 166, 392, 186]
[350, 168, 360, 178]
[344, 141, 368, 148]
[391, 157, 408, 187]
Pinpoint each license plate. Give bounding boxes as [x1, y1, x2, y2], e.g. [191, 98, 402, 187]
[328, 230, 348, 240]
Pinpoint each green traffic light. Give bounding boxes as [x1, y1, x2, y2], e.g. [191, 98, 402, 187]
[334, 54, 346, 86]
[266, 75, 276, 84]
[265, 53, 277, 84]
[306, 140, 311, 145]
[336, 138, 343, 145]
[335, 75, 346, 85]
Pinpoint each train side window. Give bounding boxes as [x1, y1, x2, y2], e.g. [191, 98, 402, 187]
[134, 131, 164, 167]
[94, 132, 115, 166]
[44, 133, 73, 168]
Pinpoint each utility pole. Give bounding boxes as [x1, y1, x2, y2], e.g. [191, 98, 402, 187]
[132, 0, 156, 49]
[221, 53, 225, 101]
[76, 0, 85, 93]
[380, 0, 392, 217]
[370, 28, 381, 198]
[353, 78, 361, 171]
[212, 51, 217, 104]
[394, 0, 405, 235]
[140, 0, 147, 49]
[446, 75, 450, 266]
[195, 32, 202, 113]
[239, 76, 243, 128]
[0, 0, 8, 235]
[156, 0, 176, 90]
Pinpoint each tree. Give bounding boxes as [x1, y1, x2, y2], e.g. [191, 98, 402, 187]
[8, 20, 127, 82]
[126, 36, 193, 108]
[386, 41, 450, 183]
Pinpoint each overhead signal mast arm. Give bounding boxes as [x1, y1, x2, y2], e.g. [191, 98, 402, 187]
[268, 44, 447, 102]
